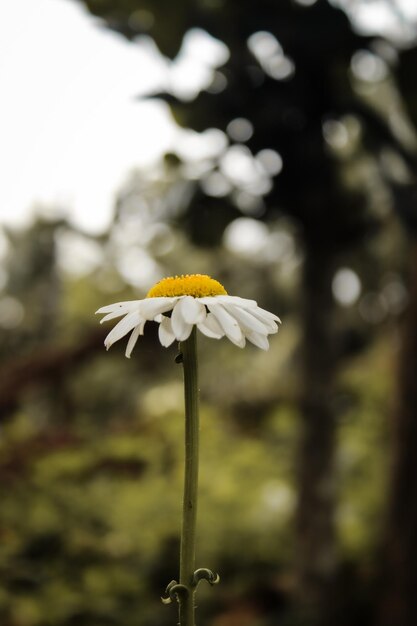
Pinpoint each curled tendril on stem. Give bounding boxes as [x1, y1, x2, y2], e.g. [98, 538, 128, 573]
[192, 568, 220, 588]
[161, 568, 219, 606]
[161, 580, 189, 605]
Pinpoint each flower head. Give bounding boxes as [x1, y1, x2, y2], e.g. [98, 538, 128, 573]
[96, 274, 281, 357]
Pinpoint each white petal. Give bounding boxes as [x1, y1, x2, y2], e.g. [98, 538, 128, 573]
[158, 316, 176, 347]
[198, 295, 257, 308]
[208, 303, 245, 347]
[171, 300, 194, 341]
[246, 330, 270, 351]
[244, 306, 281, 332]
[104, 311, 142, 349]
[197, 297, 218, 306]
[99, 305, 141, 324]
[197, 312, 224, 339]
[217, 295, 258, 308]
[223, 304, 269, 335]
[125, 322, 145, 358]
[233, 334, 246, 348]
[139, 297, 179, 320]
[253, 306, 281, 324]
[180, 296, 207, 324]
[96, 300, 142, 315]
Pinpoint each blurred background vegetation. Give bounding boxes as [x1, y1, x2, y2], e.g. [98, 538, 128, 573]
[1, 0, 417, 625]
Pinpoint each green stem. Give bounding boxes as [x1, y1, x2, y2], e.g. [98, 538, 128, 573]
[179, 327, 199, 626]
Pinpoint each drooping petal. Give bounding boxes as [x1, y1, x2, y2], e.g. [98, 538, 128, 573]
[234, 334, 246, 348]
[180, 296, 207, 324]
[252, 306, 281, 324]
[104, 311, 143, 349]
[139, 297, 179, 320]
[197, 312, 224, 339]
[125, 322, 145, 358]
[226, 296, 258, 308]
[223, 303, 270, 336]
[199, 295, 257, 308]
[246, 330, 270, 351]
[248, 309, 279, 333]
[99, 305, 141, 324]
[158, 316, 176, 347]
[96, 301, 142, 315]
[208, 303, 246, 347]
[171, 299, 194, 341]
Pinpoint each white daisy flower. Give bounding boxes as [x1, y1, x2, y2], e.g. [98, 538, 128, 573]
[96, 274, 281, 357]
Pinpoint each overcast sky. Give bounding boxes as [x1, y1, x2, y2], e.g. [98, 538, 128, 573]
[0, 0, 180, 233]
[0, 0, 416, 234]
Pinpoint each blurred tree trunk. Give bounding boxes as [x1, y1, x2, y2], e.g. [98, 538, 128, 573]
[379, 241, 417, 626]
[296, 243, 338, 623]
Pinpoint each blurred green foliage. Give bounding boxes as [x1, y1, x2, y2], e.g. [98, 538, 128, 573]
[0, 250, 393, 625]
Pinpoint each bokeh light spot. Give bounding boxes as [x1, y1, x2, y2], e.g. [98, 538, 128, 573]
[332, 268, 361, 306]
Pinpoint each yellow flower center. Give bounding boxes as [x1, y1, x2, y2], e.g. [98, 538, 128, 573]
[146, 274, 227, 298]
